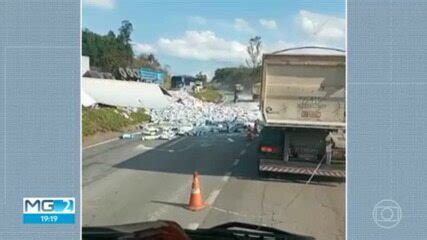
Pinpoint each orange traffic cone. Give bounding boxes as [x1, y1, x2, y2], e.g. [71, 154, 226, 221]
[188, 172, 206, 211]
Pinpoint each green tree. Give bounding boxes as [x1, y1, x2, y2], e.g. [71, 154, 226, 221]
[82, 21, 135, 72]
[195, 71, 208, 85]
[132, 53, 161, 70]
[118, 20, 134, 66]
[212, 67, 254, 89]
[245, 36, 263, 85]
[118, 20, 133, 44]
[246, 36, 262, 69]
[82, 20, 167, 81]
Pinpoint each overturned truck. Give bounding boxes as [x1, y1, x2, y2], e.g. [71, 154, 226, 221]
[258, 47, 346, 179]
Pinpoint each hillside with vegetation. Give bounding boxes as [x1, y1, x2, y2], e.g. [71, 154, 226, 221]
[82, 20, 167, 76]
[212, 66, 260, 90]
[211, 37, 263, 90]
[82, 20, 166, 138]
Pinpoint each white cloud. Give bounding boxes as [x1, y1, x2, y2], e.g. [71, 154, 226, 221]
[83, 0, 115, 9]
[259, 19, 278, 30]
[296, 10, 345, 44]
[157, 30, 247, 63]
[133, 42, 156, 54]
[188, 15, 207, 25]
[233, 18, 255, 33]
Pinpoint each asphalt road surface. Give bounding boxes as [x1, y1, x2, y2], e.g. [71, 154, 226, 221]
[83, 133, 345, 240]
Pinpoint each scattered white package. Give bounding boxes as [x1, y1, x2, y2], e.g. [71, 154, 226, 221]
[138, 90, 261, 140]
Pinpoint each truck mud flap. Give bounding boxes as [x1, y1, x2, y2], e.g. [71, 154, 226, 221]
[259, 159, 345, 179]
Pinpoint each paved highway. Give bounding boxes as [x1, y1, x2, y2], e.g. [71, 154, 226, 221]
[83, 133, 345, 240]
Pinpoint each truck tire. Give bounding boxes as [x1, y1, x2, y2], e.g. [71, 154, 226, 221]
[118, 67, 127, 80]
[126, 68, 134, 80]
[133, 69, 140, 80]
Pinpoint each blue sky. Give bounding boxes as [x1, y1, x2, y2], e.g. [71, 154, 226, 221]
[83, 0, 345, 78]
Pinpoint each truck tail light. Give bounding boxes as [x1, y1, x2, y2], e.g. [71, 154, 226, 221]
[260, 145, 279, 153]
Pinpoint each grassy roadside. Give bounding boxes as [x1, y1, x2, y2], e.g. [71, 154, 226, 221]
[82, 107, 151, 136]
[193, 87, 223, 103]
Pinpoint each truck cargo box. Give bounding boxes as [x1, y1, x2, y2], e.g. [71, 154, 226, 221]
[258, 48, 346, 179]
[261, 53, 345, 129]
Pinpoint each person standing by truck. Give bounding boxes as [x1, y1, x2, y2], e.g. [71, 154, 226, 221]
[326, 140, 333, 165]
[254, 120, 259, 134]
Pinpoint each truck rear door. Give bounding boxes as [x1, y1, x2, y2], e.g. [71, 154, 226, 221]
[261, 54, 346, 129]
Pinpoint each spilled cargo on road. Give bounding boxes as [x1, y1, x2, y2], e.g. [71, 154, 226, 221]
[81, 77, 261, 141]
[123, 90, 261, 140]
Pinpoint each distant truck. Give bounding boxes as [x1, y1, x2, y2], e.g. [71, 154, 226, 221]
[234, 84, 244, 103]
[193, 80, 204, 93]
[171, 75, 194, 89]
[258, 47, 346, 178]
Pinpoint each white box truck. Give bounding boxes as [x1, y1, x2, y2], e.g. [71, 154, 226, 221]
[258, 47, 346, 178]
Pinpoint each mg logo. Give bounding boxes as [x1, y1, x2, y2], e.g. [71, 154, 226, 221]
[23, 198, 75, 214]
[24, 199, 54, 212]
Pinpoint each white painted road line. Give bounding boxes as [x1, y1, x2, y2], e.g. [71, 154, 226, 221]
[200, 143, 212, 147]
[186, 223, 200, 230]
[233, 159, 240, 166]
[133, 137, 191, 153]
[206, 189, 221, 206]
[83, 137, 119, 150]
[239, 149, 246, 155]
[148, 179, 192, 221]
[134, 144, 175, 153]
[84, 133, 187, 151]
[227, 138, 234, 142]
[211, 206, 250, 218]
[163, 136, 186, 148]
[176, 142, 195, 152]
[135, 144, 153, 150]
